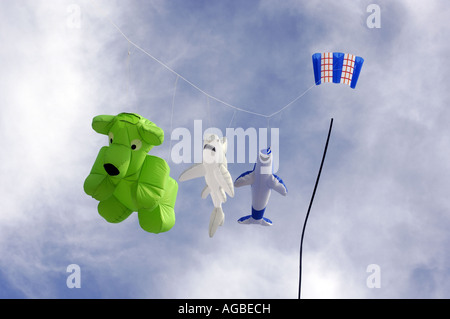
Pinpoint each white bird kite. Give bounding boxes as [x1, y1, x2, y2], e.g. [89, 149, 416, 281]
[179, 134, 234, 237]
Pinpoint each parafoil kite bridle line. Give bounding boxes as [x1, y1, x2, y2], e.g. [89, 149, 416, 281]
[107, 18, 318, 120]
[298, 117, 333, 299]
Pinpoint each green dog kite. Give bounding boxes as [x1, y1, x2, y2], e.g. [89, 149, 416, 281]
[84, 112, 178, 234]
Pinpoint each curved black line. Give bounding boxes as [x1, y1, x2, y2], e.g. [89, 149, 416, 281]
[298, 118, 334, 299]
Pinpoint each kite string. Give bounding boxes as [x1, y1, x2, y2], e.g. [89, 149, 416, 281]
[228, 110, 237, 128]
[298, 118, 333, 299]
[168, 75, 179, 161]
[267, 83, 316, 118]
[206, 96, 212, 128]
[126, 42, 131, 108]
[107, 18, 316, 120]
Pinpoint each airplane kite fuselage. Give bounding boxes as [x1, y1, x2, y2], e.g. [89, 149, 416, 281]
[251, 171, 273, 211]
[204, 162, 227, 208]
[234, 148, 287, 226]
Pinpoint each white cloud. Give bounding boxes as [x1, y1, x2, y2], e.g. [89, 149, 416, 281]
[0, 0, 449, 299]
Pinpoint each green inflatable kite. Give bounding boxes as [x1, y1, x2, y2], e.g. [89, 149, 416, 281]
[83, 112, 178, 234]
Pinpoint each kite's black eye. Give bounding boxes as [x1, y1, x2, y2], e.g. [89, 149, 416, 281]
[130, 139, 142, 151]
[108, 132, 114, 145]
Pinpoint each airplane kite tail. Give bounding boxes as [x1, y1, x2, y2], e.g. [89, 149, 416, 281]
[237, 207, 273, 226]
[209, 206, 225, 237]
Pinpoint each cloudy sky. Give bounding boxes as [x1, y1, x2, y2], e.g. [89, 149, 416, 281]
[0, 0, 449, 299]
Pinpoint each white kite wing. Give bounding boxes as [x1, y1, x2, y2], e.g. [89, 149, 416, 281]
[179, 164, 206, 182]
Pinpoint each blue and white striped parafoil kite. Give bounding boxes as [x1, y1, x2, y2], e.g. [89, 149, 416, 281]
[312, 52, 364, 89]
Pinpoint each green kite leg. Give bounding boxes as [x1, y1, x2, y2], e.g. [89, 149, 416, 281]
[138, 177, 178, 233]
[98, 195, 133, 224]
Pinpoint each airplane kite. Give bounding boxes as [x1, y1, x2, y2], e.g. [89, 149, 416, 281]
[179, 134, 234, 237]
[234, 147, 287, 226]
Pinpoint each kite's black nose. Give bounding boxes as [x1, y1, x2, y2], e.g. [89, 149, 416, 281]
[104, 163, 120, 176]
